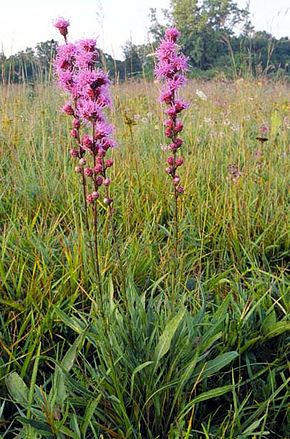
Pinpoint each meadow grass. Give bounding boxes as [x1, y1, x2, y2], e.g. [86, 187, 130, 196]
[0, 79, 289, 438]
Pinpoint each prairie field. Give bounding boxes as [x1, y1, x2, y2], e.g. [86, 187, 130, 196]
[0, 78, 289, 438]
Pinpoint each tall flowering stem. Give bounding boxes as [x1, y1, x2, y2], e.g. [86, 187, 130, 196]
[54, 19, 116, 305]
[155, 28, 188, 290]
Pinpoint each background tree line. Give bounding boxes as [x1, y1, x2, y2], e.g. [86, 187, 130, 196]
[1, 0, 290, 84]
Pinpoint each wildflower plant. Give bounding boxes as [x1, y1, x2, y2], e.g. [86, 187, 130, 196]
[54, 19, 115, 299]
[155, 28, 188, 289]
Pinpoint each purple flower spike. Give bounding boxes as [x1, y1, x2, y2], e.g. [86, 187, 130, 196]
[53, 19, 115, 208]
[155, 27, 188, 195]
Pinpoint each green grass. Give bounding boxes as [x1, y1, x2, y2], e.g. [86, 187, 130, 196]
[0, 79, 289, 438]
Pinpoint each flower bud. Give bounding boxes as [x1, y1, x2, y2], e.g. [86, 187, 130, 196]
[82, 135, 93, 148]
[63, 104, 74, 115]
[70, 129, 78, 138]
[176, 157, 184, 167]
[105, 159, 113, 168]
[173, 176, 180, 185]
[95, 176, 103, 186]
[176, 185, 184, 194]
[86, 194, 94, 204]
[73, 118, 80, 129]
[167, 156, 174, 166]
[79, 158, 86, 165]
[103, 178, 111, 186]
[174, 138, 183, 148]
[165, 127, 172, 137]
[174, 121, 183, 133]
[94, 164, 103, 174]
[75, 166, 82, 173]
[104, 197, 113, 205]
[84, 167, 93, 177]
[92, 191, 99, 200]
[98, 149, 106, 158]
[175, 100, 188, 113]
[166, 107, 177, 117]
[70, 148, 79, 158]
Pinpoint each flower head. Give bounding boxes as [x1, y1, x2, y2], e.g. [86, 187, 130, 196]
[54, 17, 70, 39]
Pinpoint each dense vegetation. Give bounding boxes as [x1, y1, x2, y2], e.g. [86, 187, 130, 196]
[1, 0, 290, 83]
[0, 77, 289, 437]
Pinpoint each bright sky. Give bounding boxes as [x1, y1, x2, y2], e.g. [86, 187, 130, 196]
[0, 0, 289, 59]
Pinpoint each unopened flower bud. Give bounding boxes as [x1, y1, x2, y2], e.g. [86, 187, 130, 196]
[70, 129, 78, 138]
[169, 143, 178, 151]
[166, 107, 177, 117]
[73, 118, 80, 129]
[176, 157, 184, 167]
[104, 197, 113, 205]
[165, 127, 172, 137]
[98, 149, 106, 158]
[82, 135, 93, 148]
[86, 194, 94, 204]
[105, 159, 113, 168]
[165, 166, 173, 174]
[174, 138, 183, 148]
[84, 167, 93, 177]
[176, 185, 184, 194]
[174, 121, 183, 133]
[173, 176, 180, 185]
[95, 176, 103, 186]
[167, 156, 174, 166]
[63, 103, 74, 115]
[70, 148, 79, 158]
[92, 191, 99, 200]
[75, 166, 82, 173]
[175, 100, 188, 113]
[103, 178, 111, 186]
[79, 158, 86, 165]
[94, 164, 103, 174]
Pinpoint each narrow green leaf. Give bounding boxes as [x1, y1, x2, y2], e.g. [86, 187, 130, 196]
[154, 309, 185, 364]
[81, 395, 102, 436]
[52, 333, 84, 406]
[263, 321, 290, 339]
[6, 372, 29, 407]
[197, 351, 239, 380]
[242, 417, 264, 435]
[179, 385, 233, 420]
[130, 361, 154, 396]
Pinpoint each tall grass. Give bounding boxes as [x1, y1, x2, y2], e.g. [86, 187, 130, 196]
[0, 79, 289, 437]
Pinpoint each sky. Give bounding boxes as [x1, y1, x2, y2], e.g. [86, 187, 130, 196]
[0, 0, 289, 60]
